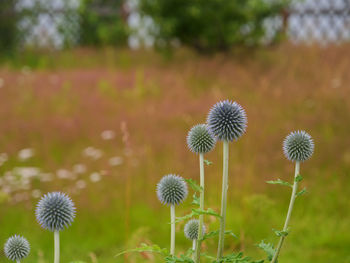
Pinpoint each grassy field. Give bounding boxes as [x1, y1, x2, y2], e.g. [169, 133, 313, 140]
[0, 45, 349, 263]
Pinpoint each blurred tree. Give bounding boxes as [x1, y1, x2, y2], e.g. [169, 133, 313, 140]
[140, 0, 288, 52]
[79, 0, 129, 46]
[0, 0, 18, 53]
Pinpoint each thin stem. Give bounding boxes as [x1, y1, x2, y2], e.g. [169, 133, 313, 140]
[271, 161, 300, 263]
[217, 140, 229, 260]
[170, 204, 176, 256]
[54, 231, 60, 263]
[192, 239, 197, 260]
[195, 153, 205, 263]
[16, 261, 20, 263]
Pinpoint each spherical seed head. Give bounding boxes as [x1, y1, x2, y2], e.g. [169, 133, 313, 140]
[36, 192, 76, 232]
[156, 174, 188, 206]
[283, 130, 314, 162]
[4, 235, 30, 261]
[187, 124, 216, 154]
[184, 219, 206, 240]
[207, 100, 247, 142]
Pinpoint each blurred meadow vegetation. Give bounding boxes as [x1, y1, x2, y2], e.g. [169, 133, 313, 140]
[0, 45, 349, 263]
[0, 0, 350, 262]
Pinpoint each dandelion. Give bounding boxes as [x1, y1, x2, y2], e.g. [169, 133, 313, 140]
[157, 174, 188, 256]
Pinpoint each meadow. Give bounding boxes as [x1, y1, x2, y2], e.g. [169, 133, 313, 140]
[0, 44, 349, 263]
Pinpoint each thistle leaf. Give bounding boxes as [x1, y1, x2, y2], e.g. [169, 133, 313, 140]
[175, 208, 221, 223]
[192, 208, 221, 218]
[295, 174, 303, 182]
[185, 179, 203, 192]
[273, 229, 289, 237]
[257, 240, 275, 261]
[215, 251, 263, 263]
[201, 230, 237, 241]
[204, 159, 213, 166]
[115, 243, 168, 257]
[174, 212, 195, 223]
[266, 179, 292, 188]
[164, 254, 194, 262]
[191, 193, 200, 207]
[296, 187, 307, 197]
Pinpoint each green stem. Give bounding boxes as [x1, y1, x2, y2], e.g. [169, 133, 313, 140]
[170, 204, 176, 256]
[271, 161, 300, 263]
[54, 231, 60, 263]
[195, 153, 205, 262]
[217, 140, 229, 260]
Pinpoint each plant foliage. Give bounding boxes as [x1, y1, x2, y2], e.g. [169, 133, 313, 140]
[140, 0, 288, 52]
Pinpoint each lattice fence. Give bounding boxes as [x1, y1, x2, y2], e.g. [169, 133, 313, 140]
[2, 0, 350, 49]
[287, 0, 350, 44]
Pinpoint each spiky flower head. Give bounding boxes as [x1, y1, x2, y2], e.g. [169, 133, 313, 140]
[207, 100, 247, 142]
[4, 235, 30, 261]
[187, 124, 216, 154]
[157, 174, 188, 206]
[283, 130, 314, 162]
[184, 219, 206, 240]
[36, 192, 76, 232]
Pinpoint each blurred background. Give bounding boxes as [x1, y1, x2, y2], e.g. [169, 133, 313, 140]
[0, 0, 349, 262]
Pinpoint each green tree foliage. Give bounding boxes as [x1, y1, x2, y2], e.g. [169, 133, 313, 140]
[140, 0, 288, 52]
[0, 0, 18, 53]
[79, 0, 129, 46]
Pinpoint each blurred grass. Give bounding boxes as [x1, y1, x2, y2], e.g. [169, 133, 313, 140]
[0, 44, 349, 262]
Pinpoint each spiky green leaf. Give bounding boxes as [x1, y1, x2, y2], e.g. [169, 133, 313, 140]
[266, 179, 292, 188]
[115, 243, 168, 257]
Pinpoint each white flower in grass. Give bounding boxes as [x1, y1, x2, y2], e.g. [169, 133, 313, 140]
[0, 153, 8, 166]
[14, 167, 40, 179]
[18, 148, 35, 161]
[109, 156, 124, 166]
[76, 180, 87, 189]
[32, 189, 42, 199]
[57, 169, 75, 180]
[90, 172, 101, 183]
[101, 130, 116, 140]
[40, 173, 54, 182]
[83, 147, 103, 160]
[73, 164, 87, 174]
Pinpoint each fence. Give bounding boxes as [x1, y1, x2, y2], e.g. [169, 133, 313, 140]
[1, 0, 350, 50]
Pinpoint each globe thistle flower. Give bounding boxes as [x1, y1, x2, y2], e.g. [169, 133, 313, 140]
[157, 174, 188, 206]
[207, 100, 247, 142]
[187, 124, 216, 154]
[36, 192, 76, 232]
[184, 219, 206, 240]
[283, 130, 314, 162]
[4, 235, 30, 261]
